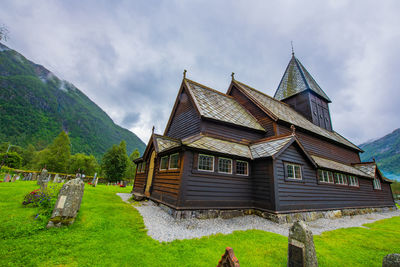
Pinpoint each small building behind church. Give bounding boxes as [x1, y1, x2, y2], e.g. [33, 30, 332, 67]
[132, 53, 396, 222]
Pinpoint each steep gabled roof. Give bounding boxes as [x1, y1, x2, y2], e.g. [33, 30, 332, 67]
[184, 79, 265, 131]
[153, 134, 181, 153]
[274, 55, 331, 102]
[312, 155, 371, 178]
[232, 80, 361, 152]
[353, 162, 393, 183]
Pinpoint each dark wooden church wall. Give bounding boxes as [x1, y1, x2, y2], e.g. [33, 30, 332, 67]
[132, 161, 149, 194]
[277, 124, 360, 164]
[166, 90, 201, 139]
[150, 152, 184, 206]
[201, 120, 264, 142]
[282, 91, 313, 122]
[179, 150, 253, 209]
[229, 86, 276, 137]
[274, 144, 395, 212]
[252, 158, 274, 210]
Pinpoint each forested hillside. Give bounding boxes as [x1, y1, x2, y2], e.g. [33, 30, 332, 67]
[0, 43, 145, 158]
[360, 128, 400, 181]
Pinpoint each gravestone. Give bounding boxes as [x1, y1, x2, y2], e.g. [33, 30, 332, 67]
[47, 178, 85, 228]
[15, 175, 20, 181]
[32, 173, 38, 181]
[217, 247, 240, 267]
[37, 169, 49, 186]
[383, 254, 400, 267]
[11, 175, 17, 182]
[53, 173, 60, 183]
[4, 174, 11, 182]
[27, 173, 33, 181]
[288, 221, 318, 267]
[3, 173, 8, 182]
[47, 174, 52, 182]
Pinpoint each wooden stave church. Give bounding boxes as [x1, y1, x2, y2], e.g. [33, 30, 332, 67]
[132, 54, 395, 219]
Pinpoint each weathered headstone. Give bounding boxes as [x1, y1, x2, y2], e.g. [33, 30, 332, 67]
[37, 169, 48, 186]
[217, 247, 240, 267]
[27, 173, 32, 181]
[288, 221, 318, 267]
[53, 173, 60, 183]
[47, 174, 52, 182]
[32, 173, 38, 181]
[4, 174, 11, 182]
[383, 254, 400, 267]
[47, 178, 85, 228]
[15, 175, 20, 181]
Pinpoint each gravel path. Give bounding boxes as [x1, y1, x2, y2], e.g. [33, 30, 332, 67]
[117, 193, 400, 242]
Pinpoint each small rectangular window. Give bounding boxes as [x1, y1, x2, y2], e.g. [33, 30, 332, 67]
[236, 160, 249, 176]
[160, 156, 169, 170]
[169, 153, 179, 169]
[198, 154, 214, 172]
[318, 170, 334, 183]
[373, 178, 381, 190]
[348, 176, 359, 187]
[334, 173, 347, 185]
[218, 158, 232, 174]
[286, 163, 302, 180]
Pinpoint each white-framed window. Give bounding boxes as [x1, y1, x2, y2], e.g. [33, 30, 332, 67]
[318, 170, 334, 183]
[334, 173, 348, 185]
[218, 157, 232, 174]
[286, 163, 302, 180]
[160, 156, 169, 170]
[348, 176, 359, 187]
[373, 177, 381, 190]
[169, 153, 179, 169]
[198, 154, 214, 172]
[236, 160, 249, 176]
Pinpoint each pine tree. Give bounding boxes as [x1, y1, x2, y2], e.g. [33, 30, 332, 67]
[102, 140, 129, 182]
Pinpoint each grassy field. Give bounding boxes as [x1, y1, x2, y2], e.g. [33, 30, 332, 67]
[0, 181, 399, 266]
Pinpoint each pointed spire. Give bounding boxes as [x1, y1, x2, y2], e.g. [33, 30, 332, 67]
[291, 41, 294, 56]
[274, 54, 331, 103]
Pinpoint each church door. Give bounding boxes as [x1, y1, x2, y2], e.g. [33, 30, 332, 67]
[145, 151, 156, 197]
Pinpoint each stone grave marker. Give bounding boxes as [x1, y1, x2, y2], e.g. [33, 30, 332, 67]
[3, 173, 8, 182]
[217, 247, 240, 267]
[383, 254, 400, 267]
[32, 173, 38, 181]
[11, 174, 17, 182]
[4, 174, 11, 182]
[15, 175, 20, 181]
[47, 178, 85, 228]
[27, 173, 32, 181]
[53, 173, 60, 183]
[37, 169, 49, 186]
[288, 221, 318, 267]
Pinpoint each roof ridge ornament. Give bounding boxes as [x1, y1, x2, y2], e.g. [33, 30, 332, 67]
[291, 41, 294, 56]
[231, 72, 235, 81]
[152, 125, 155, 134]
[290, 124, 296, 136]
[183, 69, 187, 79]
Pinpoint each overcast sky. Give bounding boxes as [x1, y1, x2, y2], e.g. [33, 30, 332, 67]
[1, 0, 399, 145]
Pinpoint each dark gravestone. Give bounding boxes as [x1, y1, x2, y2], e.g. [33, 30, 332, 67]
[383, 254, 400, 267]
[217, 247, 240, 267]
[288, 221, 318, 267]
[32, 173, 38, 181]
[37, 169, 48, 186]
[47, 178, 85, 228]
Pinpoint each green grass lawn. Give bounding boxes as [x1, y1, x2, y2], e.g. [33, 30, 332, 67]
[0, 181, 399, 266]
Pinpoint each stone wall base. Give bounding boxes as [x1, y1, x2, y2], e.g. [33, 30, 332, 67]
[153, 202, 397, 224]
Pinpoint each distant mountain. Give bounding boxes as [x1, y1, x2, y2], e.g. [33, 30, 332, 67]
[359, 128, 400, 181]
[0, 42, 145, 158]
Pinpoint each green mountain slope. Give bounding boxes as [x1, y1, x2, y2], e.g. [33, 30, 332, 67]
[0, 42, 145, 158]
[360, 128, 400, 181]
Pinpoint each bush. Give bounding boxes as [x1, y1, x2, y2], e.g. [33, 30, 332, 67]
[22, 184, 62, 221]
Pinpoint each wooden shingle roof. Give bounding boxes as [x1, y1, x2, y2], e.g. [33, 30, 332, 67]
[184, 79, 265, 131]
[274, 55, 331, 102]
[233, 80, 361, 151]
[311, 155, 371, 178]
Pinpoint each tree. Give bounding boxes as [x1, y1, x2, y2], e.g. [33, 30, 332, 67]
[69, 153, 99, 176]
[20, 144, 36, 167]
[126, 149, 140, 180]
[0, 152, 22, 169]
[33, 131, 71, 172]
[102, 140, 128, 182]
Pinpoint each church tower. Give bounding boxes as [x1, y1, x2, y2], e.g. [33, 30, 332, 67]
[274, 53, 333, 131]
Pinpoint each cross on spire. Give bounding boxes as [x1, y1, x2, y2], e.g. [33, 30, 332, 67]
[183, 69, 187, 79]
[291, 41, 294, 56]
[231, 72, 235, 81]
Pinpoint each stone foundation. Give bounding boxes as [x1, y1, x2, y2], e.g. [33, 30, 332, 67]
[151, 201, 397, 224]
